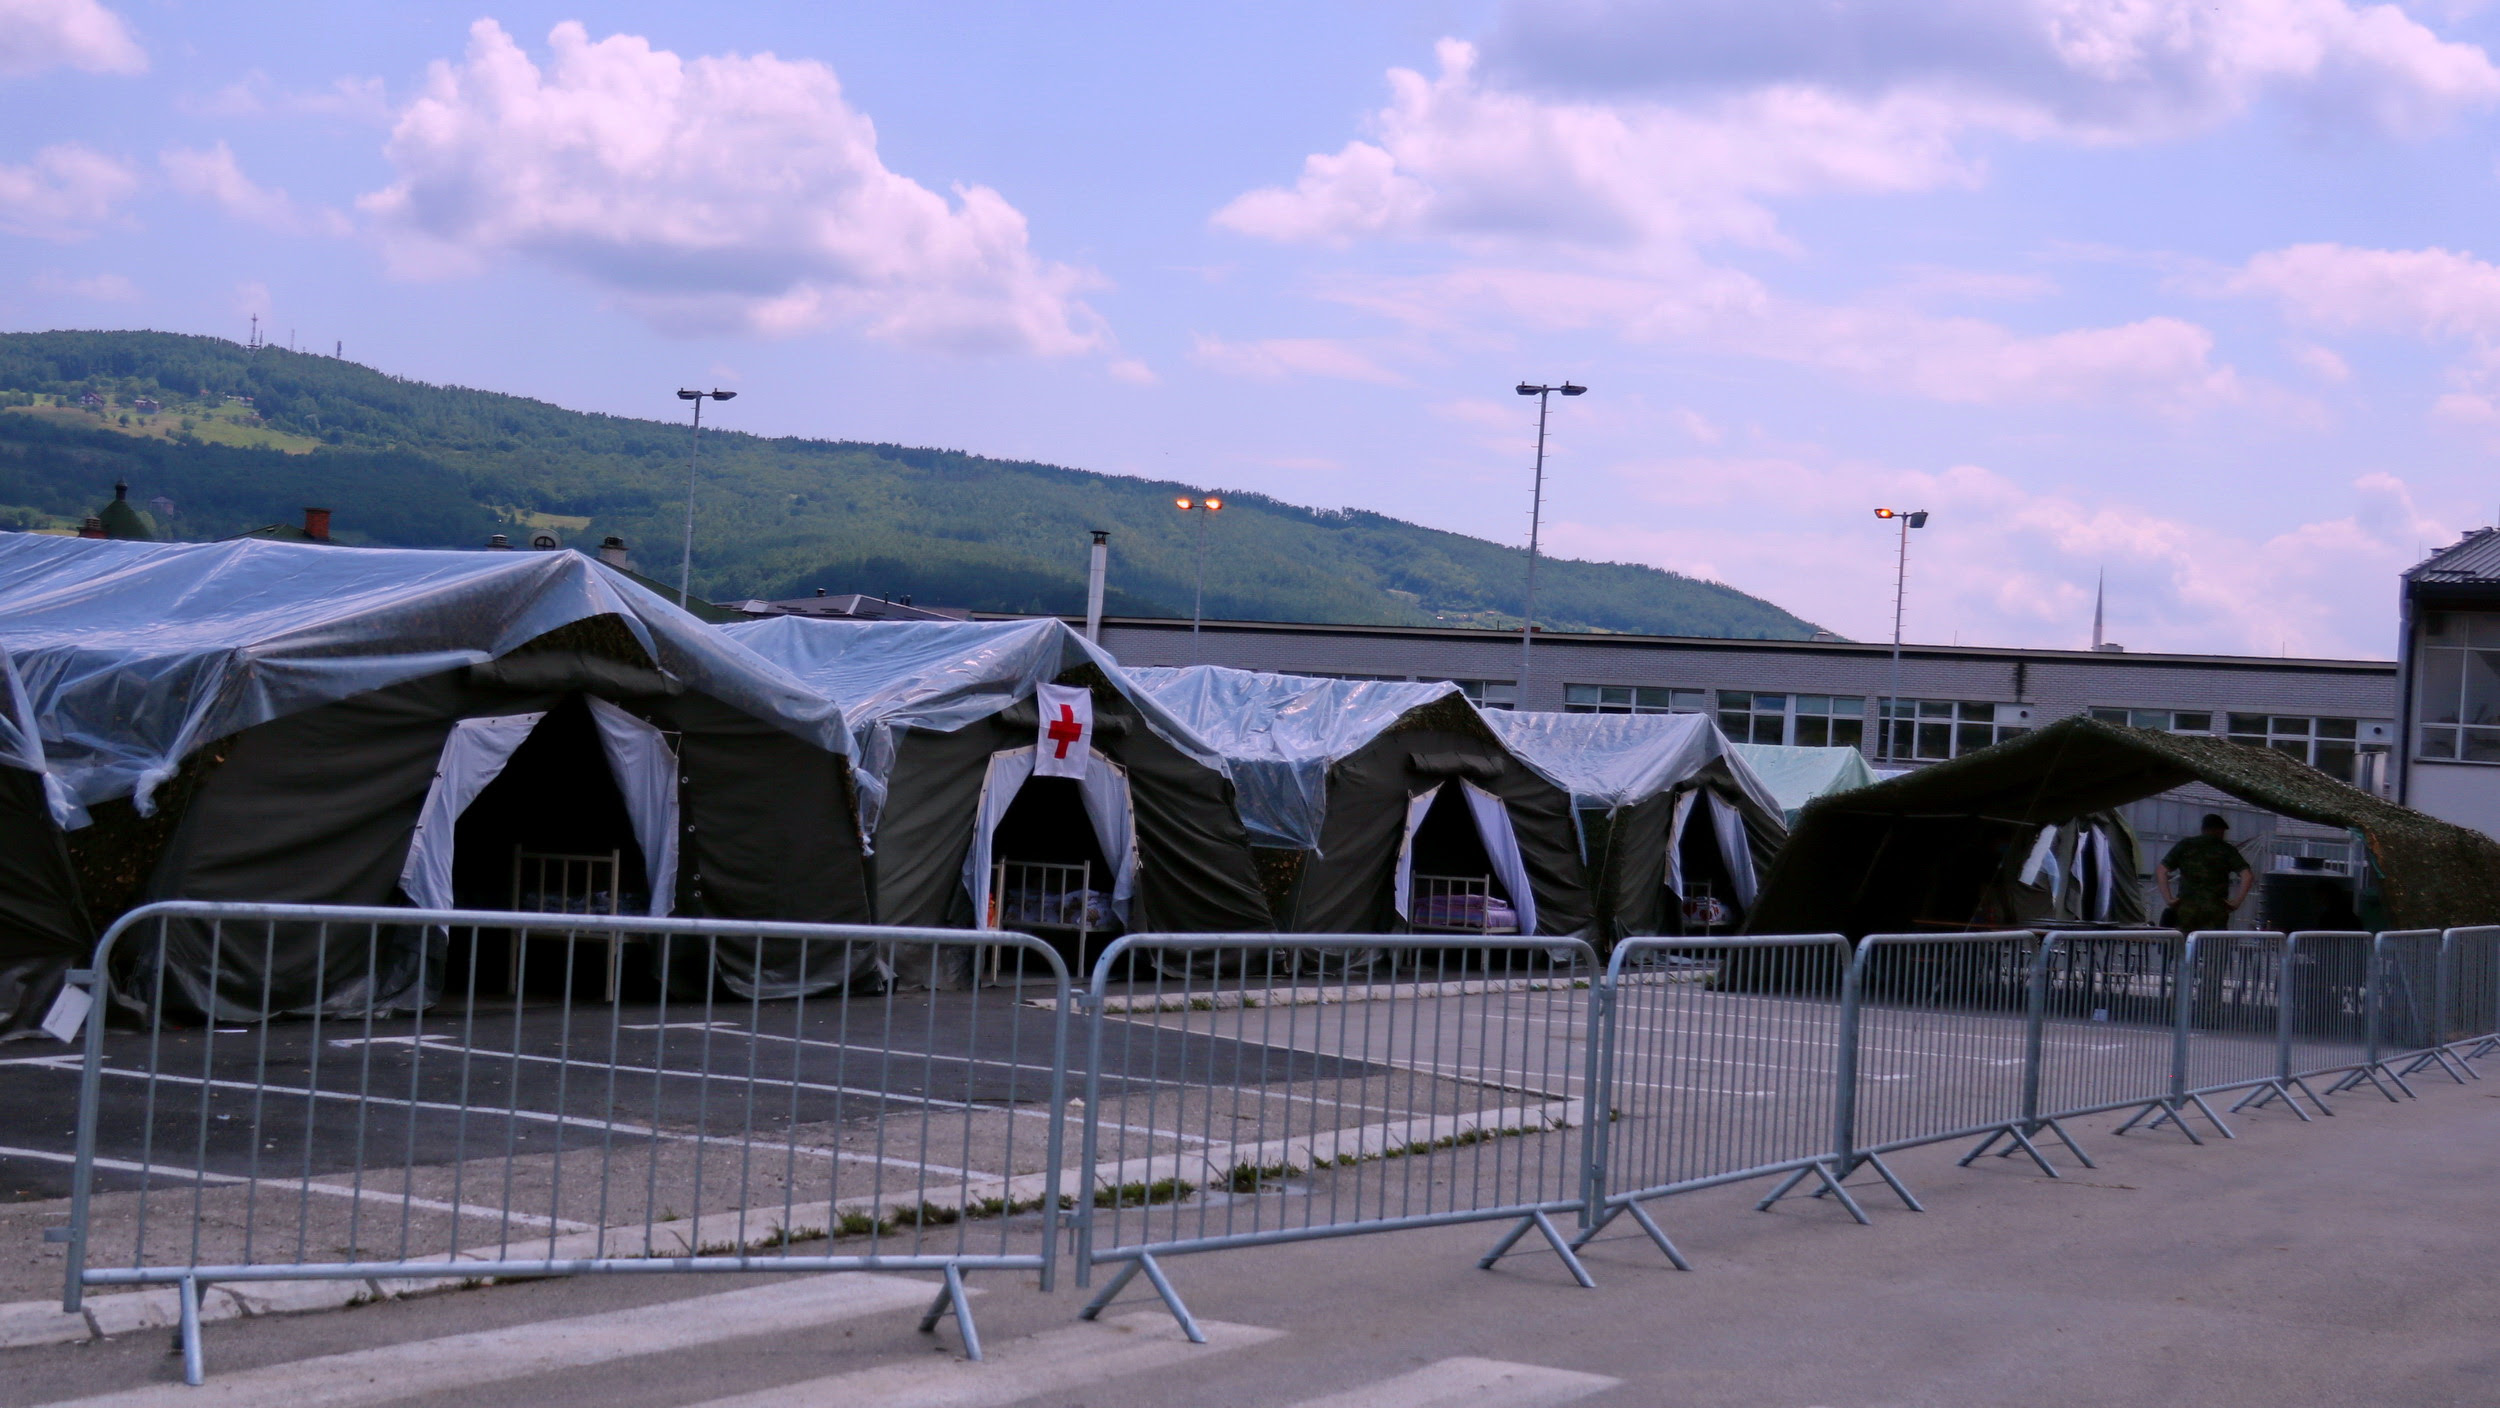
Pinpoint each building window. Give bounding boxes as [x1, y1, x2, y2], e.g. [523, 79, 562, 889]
[2088, 707, 2215, 734]
[1878, 700, 2026, 761]
[1444, 678, 1516, 710]
[1790, 694, 1865, 749]
[1716, 691, 1791, 744]
[1562, 684, 1704, 715]
[2416, 616, 2500, 763]
[2232, 713, 2379, 782]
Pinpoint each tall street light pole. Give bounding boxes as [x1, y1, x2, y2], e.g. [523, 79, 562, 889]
[676, 388, 737, 609]
[1515, 381, 1585, 705]
[1872, 507, 1929, 764]
[1175, 495, 1223, 661]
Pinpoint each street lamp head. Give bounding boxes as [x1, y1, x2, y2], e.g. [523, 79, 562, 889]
[676, 389, 701, 400]
[1560, 383, 1586, 396]
[1907, 510, 1929, 529]
[708, 389, 737, 402]
[1175, 496, 1193, 510]
[1204, 496, 1222, 512]
[1874, 507, 1896, 519]
[1516, 383, 1540, 396]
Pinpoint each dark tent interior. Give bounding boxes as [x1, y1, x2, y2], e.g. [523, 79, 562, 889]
[1748, 715, 2500, 937]
[863, 669, 1273, 975]
[1286, 697, 1590, 938]
[0, 626, 875, 1024]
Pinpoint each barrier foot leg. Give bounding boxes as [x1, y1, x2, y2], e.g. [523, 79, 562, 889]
[1132, 1255, 1205, 1344]
[2342, 1066, 2405, 1103]
[2041, 1119, 2096, 1169]
[2141, 1100, 2204, 1145]
[1078, 1258, 1138, 1322]
[1566, 1202, 1622, 1252]
[1808, 1161, 1873, 1225]
[2005, 1125, 2060, 1178]
[2289, 1076, 2335, 1117]
[1526, 1210, 1597, 1289]
[1622, 1201, 1693, 1271]
[177, 1276, 205, 1387]
[1860, 1154, 1922, 1213]
[2188, 1093, 2234, 1139]
[1754, 1166, 1814, 1212]
[917, 1264, 982, 1362]
[1478, 1214, 1539, 1268]
[2229, 1084, 2274, 1113]
[2110, 1100, 2161, 1136]
[1957, 1130, 2006, 1167]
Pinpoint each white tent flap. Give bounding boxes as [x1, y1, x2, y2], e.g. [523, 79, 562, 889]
[586, 697, 680, 918]
[1393, 784, 1440, 921]
[397, 712, 545, 913]
[1462, 780, 1538, 936]
[1706, 790, 1758, 911]
[1664, 789, 1698, 898]
[2021, 824, 2065, 898]
[963, 748, 1137, 924]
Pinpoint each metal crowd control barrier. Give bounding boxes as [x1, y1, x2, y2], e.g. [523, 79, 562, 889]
[1072, 933, 1599, 1340]
[56, 901, 1069, 1383]
[1763, 931, 2046, 1216]
[2008, 930, 2184, 1163]
[2368, 930, 2451, 1088]
[2278, 930, 2398, 1105]
[2117, 930, 2296, 1140]
[2436, 926, 2500, 1067]
[1577, 935, 1860, 1268]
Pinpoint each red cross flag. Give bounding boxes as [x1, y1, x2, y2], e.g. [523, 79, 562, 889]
[1033, 682, 1093, 778]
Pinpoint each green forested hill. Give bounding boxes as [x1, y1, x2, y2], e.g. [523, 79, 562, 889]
[0, 330, 1824, 638]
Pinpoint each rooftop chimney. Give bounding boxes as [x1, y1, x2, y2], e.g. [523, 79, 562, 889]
[302, 507, 331, 542]
[113, 480, 129, 501]
[78, 516, 107, 539]
[486, 533, 512, 550]
[1084, 530, 1109, 643]
[597, 535, 632, 569]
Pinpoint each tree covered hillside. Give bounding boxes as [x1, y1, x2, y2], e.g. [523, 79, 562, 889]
[0, 330, 1825, 638]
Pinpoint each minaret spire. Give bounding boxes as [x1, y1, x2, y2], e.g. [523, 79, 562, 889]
[2091, 569, 2105, 651]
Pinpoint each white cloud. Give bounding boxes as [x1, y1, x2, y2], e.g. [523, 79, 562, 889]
[1561, 448, 2443, 657]
[2226, 241, 2500, 338]
[1190, 334, 1411, 385]
[1216, 41, 1992, 255]
[29, 269, 137, 300]
[360, 20, 1104, 354]
[1107, 358, 1158, 386]
[161, 142, 350, 236]
[0, 0, 143, 79]
[0, 143, 135, 239]
[1667, 406, 1723, 444]
[1339, 264, 2242, 410]
[194, 71, 391, 124]
[1483, 0, 2500, 139]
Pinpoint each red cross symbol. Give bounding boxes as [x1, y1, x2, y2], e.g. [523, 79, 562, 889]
[1047, 703, 1085, 759]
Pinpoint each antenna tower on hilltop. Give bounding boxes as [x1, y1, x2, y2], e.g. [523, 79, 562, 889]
[247, 315, 262, 350]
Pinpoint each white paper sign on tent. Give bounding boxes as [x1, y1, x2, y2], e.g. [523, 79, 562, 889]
[1034, 682, 1094, 779]
[40, 982, 91, 1044]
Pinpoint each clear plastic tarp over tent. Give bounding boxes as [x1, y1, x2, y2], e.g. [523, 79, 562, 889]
[1121, 665, 1464, 850]
[1481, 710, 1785, 817]
[0, 534, 850, 829]
[718, 615, 1230, 833]
[1728, 741, 1883, 824]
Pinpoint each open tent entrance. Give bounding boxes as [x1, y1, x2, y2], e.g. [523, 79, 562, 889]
[400, 695, 678, 1001]
[1665, 790, 1760, 935]
[964, 749, 1135, 976]
[1396, 781, 1536, 939]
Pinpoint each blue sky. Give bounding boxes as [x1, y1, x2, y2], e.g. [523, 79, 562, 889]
[8, 0, 2500, 658]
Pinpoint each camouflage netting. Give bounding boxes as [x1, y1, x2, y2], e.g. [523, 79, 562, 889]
[1750, 715, 2500, 934]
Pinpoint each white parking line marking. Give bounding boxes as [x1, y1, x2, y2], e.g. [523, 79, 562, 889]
[0, 1144, 593, 1232]
[1280, 1356, 1620, 1408]
[33, 1273, 940, 1408]
[685, 1312, 1280, 1408]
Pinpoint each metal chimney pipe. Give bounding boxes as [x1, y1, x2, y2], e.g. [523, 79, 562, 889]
[1084, 531, 1109, 643]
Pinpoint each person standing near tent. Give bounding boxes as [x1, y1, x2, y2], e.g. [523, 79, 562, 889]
[2156, 813, 2253, 933]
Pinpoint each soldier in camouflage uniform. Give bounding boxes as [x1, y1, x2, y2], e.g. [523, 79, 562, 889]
[2158, 813, 2253, 933]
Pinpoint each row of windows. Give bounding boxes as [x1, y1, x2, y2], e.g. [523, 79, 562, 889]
[2414, 643, 2500, 762]
[1561, 685, 2020, 758]
[2085, 707, 2381, 784]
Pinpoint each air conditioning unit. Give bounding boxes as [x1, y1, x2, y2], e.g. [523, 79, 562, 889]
[2002, 705, 2036, 727]
[2360, 720, 2394, 744]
